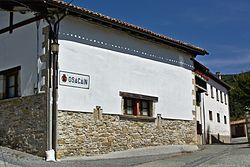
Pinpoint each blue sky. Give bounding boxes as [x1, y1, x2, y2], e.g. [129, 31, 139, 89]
[65, 0, 250, 74]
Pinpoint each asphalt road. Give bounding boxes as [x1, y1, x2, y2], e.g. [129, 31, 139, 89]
[135, 144, 250, 167]
[1, 137, 249, 167]
[136, 137, 250, 167]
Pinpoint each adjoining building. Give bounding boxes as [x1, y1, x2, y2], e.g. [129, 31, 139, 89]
[193, 60, 231, 144]
[0, 0, 210, 159]
[231, 119, 247, 138]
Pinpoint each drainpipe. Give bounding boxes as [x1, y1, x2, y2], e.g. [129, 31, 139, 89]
[45, 13, 66, 159]
[198, 94, 204, 145]
[202, 94, 206, 144]
[51, 40, 59, 158]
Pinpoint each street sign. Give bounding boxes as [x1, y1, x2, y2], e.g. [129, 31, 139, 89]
[59, 71, 90, 89]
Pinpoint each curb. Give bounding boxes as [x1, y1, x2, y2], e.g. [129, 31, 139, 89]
[62, 145, 199, 161]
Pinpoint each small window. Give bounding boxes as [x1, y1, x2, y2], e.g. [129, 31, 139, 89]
[217, 113, 220, 123]
[124, 98, 152, 116]
[210, 85, 214, 98]
[209, 110, 213, 121]
[220, 91, 223, 103]
[216, 89, 219, 101]
[0, 66, 21, 100]
[124, 99, 133, 115]
[224, 116, 227, 124]
[120, 91, 158, 117]
[196, 91, 201, 106]
[225, 94, 227, 105]
[197, 121, 202, 135]
[141, 100, 150, 116]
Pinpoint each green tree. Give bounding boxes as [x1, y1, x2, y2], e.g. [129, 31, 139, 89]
[228, 72, 250, 121]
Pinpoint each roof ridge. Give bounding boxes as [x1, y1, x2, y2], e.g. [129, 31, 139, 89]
[48, 0, 208, 55]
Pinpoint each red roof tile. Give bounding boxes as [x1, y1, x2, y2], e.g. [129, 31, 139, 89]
[231, 119, 246, 125]
[46, 0, 208, 55]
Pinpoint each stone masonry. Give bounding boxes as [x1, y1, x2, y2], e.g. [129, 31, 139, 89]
[0, 93, 47, 157]
[57, 110, 196, 158]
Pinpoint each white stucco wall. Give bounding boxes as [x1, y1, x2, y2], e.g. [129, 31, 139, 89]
[58, 16, 194, 120]
[203, 81, 230, 136]
[0, 12, 197, 120]
[0, 11, 45, 96]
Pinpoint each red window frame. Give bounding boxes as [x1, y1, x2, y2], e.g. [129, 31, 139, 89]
[124, 98, 152, 117]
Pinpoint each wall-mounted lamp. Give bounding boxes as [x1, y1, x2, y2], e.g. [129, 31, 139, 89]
[51, 42, 59, 54]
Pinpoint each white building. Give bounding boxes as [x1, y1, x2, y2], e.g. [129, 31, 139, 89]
[0, 0, 209, 158]
[194, 60, 231, 144]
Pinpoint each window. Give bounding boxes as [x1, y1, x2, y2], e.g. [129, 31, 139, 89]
[224, 116, 227, 124]
[210, 85, 214, 98]
[197, 121, 202, 135]
[196, 91, 201, 106]
[0, 66, 20, 99]
[141, 100, 150, 116]
[124, 98, 152, 116]
[209, 110, 213, 121]
[124, 98, 133, 115]
[216, 89, 219, 101]
[220, 91, 223, 103]
[120, 91, 158, 117]
[217, 113, 220, 123]
[224, 94, 227, 105]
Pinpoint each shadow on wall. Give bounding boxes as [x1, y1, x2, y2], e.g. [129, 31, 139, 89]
[206, 126, 225, 144]
[211, 134, 224, 144]
[206, 125, 210, 144]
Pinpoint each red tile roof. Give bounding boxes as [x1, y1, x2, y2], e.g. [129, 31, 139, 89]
[46, 0, 208, 55]
[193, 59, 231, 90]
[231, 119, 246, 125]
[0, 0, 208, 55]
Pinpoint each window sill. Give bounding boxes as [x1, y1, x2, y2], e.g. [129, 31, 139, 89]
[119, 115, 156, 122]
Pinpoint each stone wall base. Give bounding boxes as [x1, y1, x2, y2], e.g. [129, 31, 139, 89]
[57, 110, 197, 158]
[0, 94, 47, 157]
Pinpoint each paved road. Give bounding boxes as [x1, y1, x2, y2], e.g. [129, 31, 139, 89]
[136, 137, 250, 167]
[135, 144, 250, 167]
[1, 137, 249, 167]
